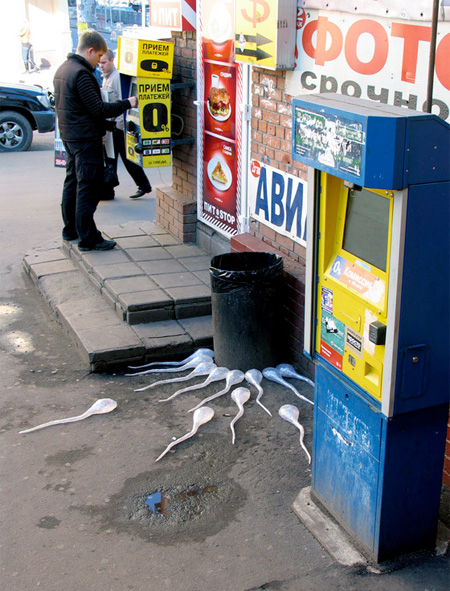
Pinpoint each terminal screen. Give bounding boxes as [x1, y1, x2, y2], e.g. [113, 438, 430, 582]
[342, 188, 390, 271]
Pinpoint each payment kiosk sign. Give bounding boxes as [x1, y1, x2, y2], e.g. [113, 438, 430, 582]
[294, 107, 365, 178]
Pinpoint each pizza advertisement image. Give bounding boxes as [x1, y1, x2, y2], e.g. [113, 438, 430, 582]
[201, 0, 235, 63]
[202, 132, 238, 234]
[204, 61, 236, 139]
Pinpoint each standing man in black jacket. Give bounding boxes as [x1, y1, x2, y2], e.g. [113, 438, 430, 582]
[53, 30, 138, 251]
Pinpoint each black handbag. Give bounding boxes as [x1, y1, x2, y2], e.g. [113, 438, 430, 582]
[104, 161, 119, 188]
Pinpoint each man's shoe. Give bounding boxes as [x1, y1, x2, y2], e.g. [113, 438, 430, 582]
[129, 187, 151, 199]
[63, 233, 78, 241]
[79, 239, 116, 252]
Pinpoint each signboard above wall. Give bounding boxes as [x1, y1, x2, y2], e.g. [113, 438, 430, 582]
[234, 0, 297, 70]
[286, 8, 450, 120]
[149, 0, 196, 31]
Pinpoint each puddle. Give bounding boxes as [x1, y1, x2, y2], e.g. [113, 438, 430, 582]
[145, 486, 218, 516]
[4, 331, 35, 353]
[75, 438, 247, 544]
[0, 303, 20, 318]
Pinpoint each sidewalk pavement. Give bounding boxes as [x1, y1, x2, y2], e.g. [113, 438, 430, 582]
[23, 218, 215, 372]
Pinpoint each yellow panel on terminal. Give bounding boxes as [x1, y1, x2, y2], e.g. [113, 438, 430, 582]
[314, 172, 393, 402]
[118, 37, 174, 79]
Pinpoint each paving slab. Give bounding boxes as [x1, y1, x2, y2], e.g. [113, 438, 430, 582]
[193, 269, 211, 284]
[78, 249, 131, 266]
[178, 315, 214, 345]
[137, 258, 187, 275]
[92, 262, 145, 282]
[115, 235, 160, 249]
[151, 271, 203, 289]
[165, 284, 212, 303]
[132, 319, 187, 339]
[166, 244, 207, 258]
[103, 276, 160, 297]
[23, 248, 66, 265]
[28, 258, 77, 280]
[125, 246, 174, 262]
[118, 289, 173, 311]
[179, 255, 212, 271]
[153, 233, 182, 246]
[102, 223, 147, 238]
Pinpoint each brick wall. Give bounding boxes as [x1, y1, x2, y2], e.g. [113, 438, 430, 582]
[155, 31, 198, 242]
[171, 31, 198, 196]
[243, 67, 314, 376]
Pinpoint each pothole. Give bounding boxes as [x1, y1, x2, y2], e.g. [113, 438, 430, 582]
[76, 437, 247, 544]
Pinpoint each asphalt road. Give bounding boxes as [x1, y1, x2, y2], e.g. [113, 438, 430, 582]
[0, 134, 448, 590]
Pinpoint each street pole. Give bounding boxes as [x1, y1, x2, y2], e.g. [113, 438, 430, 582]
[425, 0, 439, 113]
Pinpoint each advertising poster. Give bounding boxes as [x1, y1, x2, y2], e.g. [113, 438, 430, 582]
[293, 106, 365, 177]
[198, 0, 243, 238]
[204, 61, 236, 139]
[137, 78, 172, 167]
[202, 133, 238, 234]
[201, 0, 235, 63]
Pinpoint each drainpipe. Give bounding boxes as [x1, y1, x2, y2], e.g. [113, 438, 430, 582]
[425, 0, 439, 113]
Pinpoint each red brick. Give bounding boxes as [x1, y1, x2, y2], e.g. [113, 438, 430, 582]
[260, 98, 277, 112]
[280, 114, 292, 128]
[276, 126, 285, 139]
[263, 110, 280, 125]
[266, 135, 281, 149]
[253, 84, 264, 96]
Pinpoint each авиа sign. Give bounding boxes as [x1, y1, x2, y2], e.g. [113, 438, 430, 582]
[248, 159, 307, 246]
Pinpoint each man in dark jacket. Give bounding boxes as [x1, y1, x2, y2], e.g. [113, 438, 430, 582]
[53, 30, 138, 250]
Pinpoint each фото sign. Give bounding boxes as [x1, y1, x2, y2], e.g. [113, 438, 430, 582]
[286, 9, 450, 120]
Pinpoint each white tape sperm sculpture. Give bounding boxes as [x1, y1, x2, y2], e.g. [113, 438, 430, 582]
[19, 398, 117, 434]
[262, 367, 314, 406]
[134, 361, 217, 392]
[159, 367, 230, 402]
[155, 406, 215, 462]
[188, 369, 245, 412]
[128, 348, 214, 370]
[278, 404, 311, 464]
[230, 387, 251, 444]
[126, 353, 212, 377]
[276, 363, 315, 388]
[244, 369, 271, 416]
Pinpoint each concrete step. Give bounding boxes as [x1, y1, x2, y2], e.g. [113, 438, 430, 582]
[23, 221, 214, 372]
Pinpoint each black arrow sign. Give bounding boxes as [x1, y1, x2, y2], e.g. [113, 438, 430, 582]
[235, 46, 273, 61]
[235, 32, 272, 46]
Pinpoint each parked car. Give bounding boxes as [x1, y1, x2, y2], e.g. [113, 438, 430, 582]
[0, 82, 55, 152]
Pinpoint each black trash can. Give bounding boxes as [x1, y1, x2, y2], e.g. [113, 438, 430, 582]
[210, 251, 284, 371]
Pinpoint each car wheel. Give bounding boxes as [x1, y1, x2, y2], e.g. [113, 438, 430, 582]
[0, 111, 33, 152]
